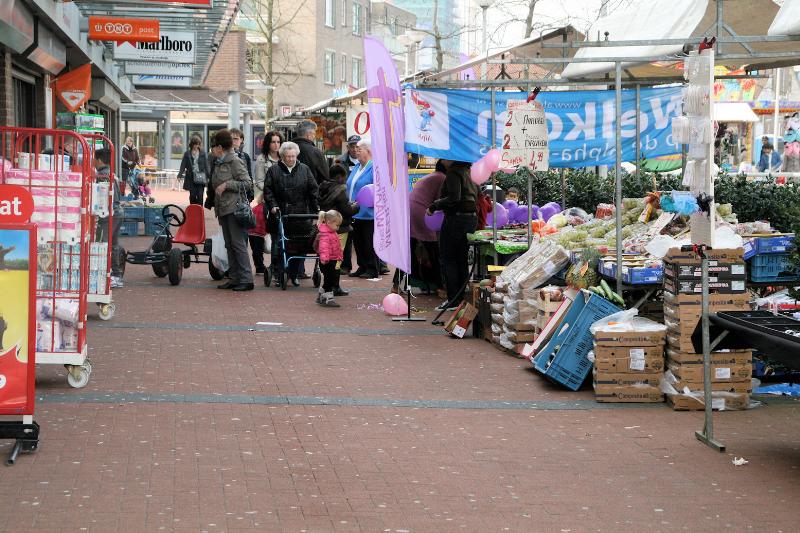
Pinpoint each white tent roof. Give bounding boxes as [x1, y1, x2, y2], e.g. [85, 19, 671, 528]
[713, 102, 759, 123]
[768, 0, 800, 36]
[562, 0, 797, 80]
[562, 0, 708, 80]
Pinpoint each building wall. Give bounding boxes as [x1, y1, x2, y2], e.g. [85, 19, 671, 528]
[392, 0, 462, 70]
[0, 50, 14, 127]
[205, 30, 248, 92]
[370, 2, 418, 75]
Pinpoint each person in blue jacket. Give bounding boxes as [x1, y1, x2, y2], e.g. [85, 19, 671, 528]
[345, 139, 380, 278]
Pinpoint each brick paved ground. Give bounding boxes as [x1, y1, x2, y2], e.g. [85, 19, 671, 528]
[1, 189, 798, 532]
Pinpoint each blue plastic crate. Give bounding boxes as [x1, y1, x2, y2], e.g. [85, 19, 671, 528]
[144, 206, 164, 224]
[144, 219, 165, 236]
[120, 220, 140, 236]
[744, 235, 795, 259]
[748, 253, 799, 282]
[533, 291, 621, 391]
[598, 261, 663, 285]
[124, 206, 145, 220]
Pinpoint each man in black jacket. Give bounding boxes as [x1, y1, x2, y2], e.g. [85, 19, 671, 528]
[293, 120, 329, 184]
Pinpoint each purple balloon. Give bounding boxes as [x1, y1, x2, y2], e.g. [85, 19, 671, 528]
[543, 201, 562, 213]
[540, 204, 558, 222]
[502, 199, 518, 211]
[424, 210, 444, 231]
[356, 184, 375, 208]
[486, 203, 508, 228]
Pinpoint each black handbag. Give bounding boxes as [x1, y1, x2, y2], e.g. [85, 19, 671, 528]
[233, 186, 256, 228]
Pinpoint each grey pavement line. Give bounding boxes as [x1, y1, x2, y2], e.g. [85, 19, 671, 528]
[122, 280, 390, 292]
[92, 321, 442, 335]
[37, 391, 667, 410]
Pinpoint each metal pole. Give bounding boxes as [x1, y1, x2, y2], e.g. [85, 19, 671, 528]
[162, 112, 171, 170]
[773, 68, 781, 153]
[527, 169, 533, 246]
[695, 251, 726, 451]
[491, 87, 498, 264]
[482, 7, 488, 56]
[716, 0, 723, 55]
[560, 168, 566, 211]
[614, 62, 623, 294]
[635, 84, 642, 184]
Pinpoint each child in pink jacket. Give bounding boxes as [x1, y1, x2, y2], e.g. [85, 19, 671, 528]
[316, 209, 344, 307]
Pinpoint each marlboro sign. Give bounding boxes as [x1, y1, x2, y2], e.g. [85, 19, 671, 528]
[88, 17, 160, 44]
[53, 64, 92, 112]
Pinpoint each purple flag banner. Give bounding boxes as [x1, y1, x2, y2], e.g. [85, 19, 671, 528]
[364, 36, 410, 273]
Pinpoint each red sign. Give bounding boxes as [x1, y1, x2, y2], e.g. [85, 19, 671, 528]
[0, 224, 37, 416]
[88, 16, 160, 44]
[143, 0, 210, 5]
[53, 63, 92, 112]
[0, 186, 34, 224]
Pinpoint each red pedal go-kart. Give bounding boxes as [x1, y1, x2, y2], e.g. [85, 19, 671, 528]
[125, 204, 225, 285]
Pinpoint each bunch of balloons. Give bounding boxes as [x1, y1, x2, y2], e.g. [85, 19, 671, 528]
[470, 148, 504, 184]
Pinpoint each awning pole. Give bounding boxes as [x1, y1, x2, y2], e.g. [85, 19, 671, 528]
[773, 68, 781, 155]
[491, 87, 498, 265]
[615, 62, 623, 295]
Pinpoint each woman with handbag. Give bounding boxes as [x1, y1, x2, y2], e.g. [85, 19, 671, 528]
[204, 129, 255, 291]
[179, 135, 211, 205]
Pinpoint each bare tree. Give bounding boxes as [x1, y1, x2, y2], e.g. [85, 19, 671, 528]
[240, 0, 308, 124]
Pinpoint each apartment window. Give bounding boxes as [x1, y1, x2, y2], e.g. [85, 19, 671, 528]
[324, 50, 336, 85]
[341, 0, 347, 26]
[352, 3, 362, 35]
[390, 17, 397, 36]
[352, 56, 362, 87]
[325, 0, 335, 27]
[341, 53, 348, 82]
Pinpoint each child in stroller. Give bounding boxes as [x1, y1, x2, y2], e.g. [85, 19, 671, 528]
[128, 166, 155, 203]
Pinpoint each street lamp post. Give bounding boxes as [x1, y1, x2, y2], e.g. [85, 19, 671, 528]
[477, 0, 493, 56]
[397, 34, 413, 78]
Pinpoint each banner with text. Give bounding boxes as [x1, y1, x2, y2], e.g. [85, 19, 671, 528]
[404, 86, 683, 167]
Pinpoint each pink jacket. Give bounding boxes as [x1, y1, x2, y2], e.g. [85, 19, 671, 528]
[317, 223, 343, 262]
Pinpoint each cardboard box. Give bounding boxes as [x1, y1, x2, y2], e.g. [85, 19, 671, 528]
[663, 261, 746, 280]
[594, 384, 664, 403]
[593, 369, 662, 387]
[670, 378, 752, 393]
[666, 349, 752, 365]
[667, 392, 749, 411]
[662, 291, 751, 308]
[444, 303, 478, 338]
[593, 354, 665, 373]
[664, 248, 744, 264]
[593, 330, 666, 347]
[593, 343, 665, 360]
[664, 276, 747, 295]
[667, 362, 752, 383]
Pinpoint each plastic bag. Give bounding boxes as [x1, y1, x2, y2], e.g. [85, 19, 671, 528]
[210, 232, 229, 272]
[590, 308, 667, 334]
[645, 234, 679, 259]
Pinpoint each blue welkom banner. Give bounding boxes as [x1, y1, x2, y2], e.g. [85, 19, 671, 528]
[404, 86, 684, 168]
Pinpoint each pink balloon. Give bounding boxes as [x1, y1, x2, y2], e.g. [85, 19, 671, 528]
[470, 159, 490, 184]
[382, 293, 408, 316]
[500, 167, 516, 174]
[356, 184, 375, 207]
[424, 210, 444, 231]
[484, 148, 502, 172]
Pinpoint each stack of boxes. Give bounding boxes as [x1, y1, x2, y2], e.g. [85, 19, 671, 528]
[592, 324, 666, 403]
[661, 248, 753, 410]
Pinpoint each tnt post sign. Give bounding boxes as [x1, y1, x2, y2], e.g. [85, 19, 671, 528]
[501, 100, 549, 171]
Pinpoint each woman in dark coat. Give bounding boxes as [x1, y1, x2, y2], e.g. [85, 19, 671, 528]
[179, 135, 211, 205]
[263, 141, 319, 286]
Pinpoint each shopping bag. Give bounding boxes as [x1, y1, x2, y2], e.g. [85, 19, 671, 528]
[210, 232, 229, 272]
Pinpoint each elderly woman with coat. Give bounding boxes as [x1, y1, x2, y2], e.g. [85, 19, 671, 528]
[204, 129, 255, 291]
[263, 141, 319, 286]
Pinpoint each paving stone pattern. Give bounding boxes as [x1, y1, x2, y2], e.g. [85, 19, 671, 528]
[0, 190, 798, 532]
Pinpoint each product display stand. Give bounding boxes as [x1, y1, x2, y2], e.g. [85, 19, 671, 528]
[0, 127, 95, 389]
[82, 133, 116, 321]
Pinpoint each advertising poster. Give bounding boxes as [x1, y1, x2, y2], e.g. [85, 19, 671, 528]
[0, 225, 36, 415]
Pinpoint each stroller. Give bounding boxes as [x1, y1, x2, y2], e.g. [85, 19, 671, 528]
[265, 209, 321, 290]
[128, 166, 155, 203]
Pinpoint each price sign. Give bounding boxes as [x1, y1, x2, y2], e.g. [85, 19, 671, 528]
[501, 99, 549, 171]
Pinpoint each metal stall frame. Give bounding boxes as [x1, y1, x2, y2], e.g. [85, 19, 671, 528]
[0, 127, 95, 388]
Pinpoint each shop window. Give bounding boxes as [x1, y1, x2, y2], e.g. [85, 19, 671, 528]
[171, 125, 187, 159]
